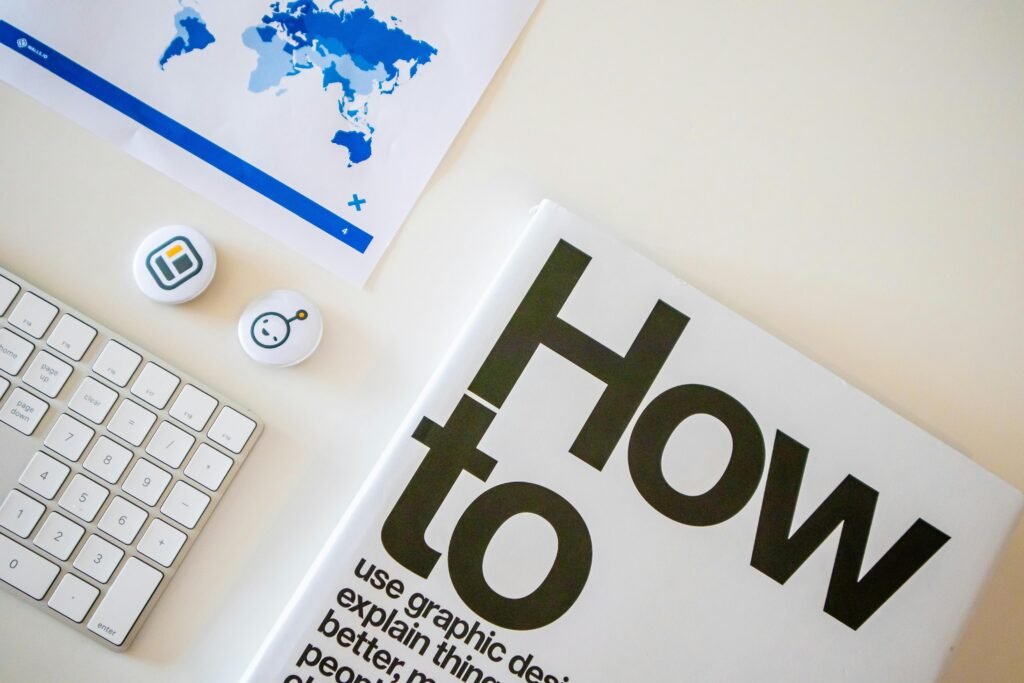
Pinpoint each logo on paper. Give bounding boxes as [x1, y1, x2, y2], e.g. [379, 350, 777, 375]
[145, 236, 204, 290]
[16, 38, 27, 49]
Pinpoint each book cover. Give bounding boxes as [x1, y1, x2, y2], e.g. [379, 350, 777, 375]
[243, 201, 1022, 682]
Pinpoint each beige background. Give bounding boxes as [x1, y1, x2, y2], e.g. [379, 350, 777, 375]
[1, 1, 1021, 680]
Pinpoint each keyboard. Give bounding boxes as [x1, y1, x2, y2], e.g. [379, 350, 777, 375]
[0, 265, 262, 649]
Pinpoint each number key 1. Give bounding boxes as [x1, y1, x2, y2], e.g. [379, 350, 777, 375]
[0, 490, 45, 538]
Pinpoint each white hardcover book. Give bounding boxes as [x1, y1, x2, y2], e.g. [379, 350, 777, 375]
[244, 201, 1022, 683]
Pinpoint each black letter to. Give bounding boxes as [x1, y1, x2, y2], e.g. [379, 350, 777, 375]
[469, 239, 689, 471]
[381, 396, 498, 578]
[751, 431, 951, 629]
[448, 482, 593, 630]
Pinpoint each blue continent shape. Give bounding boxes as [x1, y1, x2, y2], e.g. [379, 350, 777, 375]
[244, 0, 437, 165]
[159, 7, 217, 70]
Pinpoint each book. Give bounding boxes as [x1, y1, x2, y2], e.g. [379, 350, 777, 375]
[243, 201, 1022, 683]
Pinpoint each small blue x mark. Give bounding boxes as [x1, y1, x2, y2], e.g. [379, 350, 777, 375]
[348, 194, 366, 212]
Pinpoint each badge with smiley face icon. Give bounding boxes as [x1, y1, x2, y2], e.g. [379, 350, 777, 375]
[238, 290, 322, 367]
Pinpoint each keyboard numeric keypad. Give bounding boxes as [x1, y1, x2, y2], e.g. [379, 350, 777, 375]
[0, 268, 260, 648]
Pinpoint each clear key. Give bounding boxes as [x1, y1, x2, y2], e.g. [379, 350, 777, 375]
[68, 377, 117, 425]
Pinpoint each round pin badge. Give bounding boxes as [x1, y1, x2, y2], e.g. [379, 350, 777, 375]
[133, 225, 216, 304]
[238, 290, 323, 367]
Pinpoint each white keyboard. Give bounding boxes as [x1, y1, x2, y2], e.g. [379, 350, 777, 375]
[0, 266, 262, 649]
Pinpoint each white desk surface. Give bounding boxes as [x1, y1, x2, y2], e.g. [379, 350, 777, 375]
[1, 2, 1022, 681]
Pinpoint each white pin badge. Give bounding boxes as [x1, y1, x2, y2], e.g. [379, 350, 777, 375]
[238, 290, 323, 367]
[133, 225, 216, 304]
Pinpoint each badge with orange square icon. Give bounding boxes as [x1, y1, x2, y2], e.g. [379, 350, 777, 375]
[133, 225, 216, 304]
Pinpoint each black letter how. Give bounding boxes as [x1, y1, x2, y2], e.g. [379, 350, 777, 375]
[628, 384, 766, 526]
[751, 431, 951, 630]
[448, 482, 593, 630]
[381, 396, 498, 578]
[469, 239, 689, 471]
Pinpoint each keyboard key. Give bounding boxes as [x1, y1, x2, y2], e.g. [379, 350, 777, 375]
[24, 350, 73, 398]
[208, 406, 256, 454]
[48, 573, 100, 623]
[87, 557, 162, 646]
[9, 292, 58, 339]
[97, 496, 147, 544]
[0, 534, 59, 599]
[107, 399, 157, 447]
[184, 444, 233, 491]
[130, 362, 180, 410]
[73, 534, 124, 583]
[44, 414, 95, 462]
[160, 481, 209, 529]
[1, 387, 49, 435]
[58, 474, 110, 522]
[33, 512, 85, 561]
[68, 377, 118, 424]
[92, 341, 142, 388]
[19, 451, 71, 499]
[169, 384, 217, 431]
[145, 421, 195, 469]
[0, 275, 19, 316]
[83, 436, 133, 484]
[46, 314, 97, 361]
[122, 459, 171, 507]
[0, 489, 46, 538]
[0, 328, 34, 376]
[137, 519, 186, 567]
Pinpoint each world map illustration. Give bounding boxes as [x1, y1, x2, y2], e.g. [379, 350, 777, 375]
[159, 1, 438, 165]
